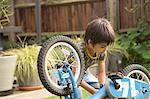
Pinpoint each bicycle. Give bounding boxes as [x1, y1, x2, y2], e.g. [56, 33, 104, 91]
[37, 35, 150, 99]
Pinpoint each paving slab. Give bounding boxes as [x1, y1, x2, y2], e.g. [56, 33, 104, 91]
[0, 88, 54, 99]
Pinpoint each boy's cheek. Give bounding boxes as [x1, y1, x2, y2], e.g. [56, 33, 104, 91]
[95, 49, 105, 53]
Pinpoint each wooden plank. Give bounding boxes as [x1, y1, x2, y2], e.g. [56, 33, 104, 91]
[106, 0, 117, 29]
[52, 6, 56, 32]
[14, 0, 100, 8]
[123, 0, 128, 29]
[100, 0, 106, 18]
[0, 26, 22, 33]
[113, 0, 117, 31]
[128, 0, 132, 28]
[118, 28, 137, 33]
[71, 5, 75, 31]
[132, 0, 136, 27]
[68, 5, 72, 31]
[75, 4, 78, 31]
[82, 3, 86, 30]
[3, 31, 85, 37]
[146, 1, 150, 22]
[60, 6, 63, 31]
[86, 2, 92, 26]
[64, 5, 69, 31]
[116, 0, 120, 31]
[77, 4, 82, 30]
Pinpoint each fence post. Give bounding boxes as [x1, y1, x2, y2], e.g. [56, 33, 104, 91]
[106, 0, 119, 31]
[9, 0, 16, 42]
[35, 0, 42, 44]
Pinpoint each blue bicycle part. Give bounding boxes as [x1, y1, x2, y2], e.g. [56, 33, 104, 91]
[57, 64, 150, 99]
[106, 77, 150, 99]
[57, 63, 81, 99]
[89, 85, 107, 99]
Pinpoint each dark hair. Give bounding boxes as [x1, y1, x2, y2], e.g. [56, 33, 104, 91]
[84, 18, 115, 45]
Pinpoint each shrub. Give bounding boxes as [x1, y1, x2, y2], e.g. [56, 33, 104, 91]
[117, 21, 150, 71]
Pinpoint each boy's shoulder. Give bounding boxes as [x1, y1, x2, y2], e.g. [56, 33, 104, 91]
[77, 40, 85, 51]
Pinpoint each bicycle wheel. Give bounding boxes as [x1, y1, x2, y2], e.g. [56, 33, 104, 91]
[121, 64, 150, 84]
[37, 36, 85, 96]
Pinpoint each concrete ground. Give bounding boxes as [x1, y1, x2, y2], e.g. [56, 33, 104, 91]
[0, 88, 54, 99]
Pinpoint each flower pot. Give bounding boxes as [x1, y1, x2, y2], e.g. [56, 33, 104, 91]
[17, 76, 43, 91]
[0, 55, 17, 96]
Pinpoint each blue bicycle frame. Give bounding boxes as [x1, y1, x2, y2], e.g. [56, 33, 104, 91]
[57, 64, 81, 99]
[57, 64, 150, 99]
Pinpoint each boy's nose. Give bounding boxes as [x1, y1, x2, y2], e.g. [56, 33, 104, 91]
[102, 48, 107, 52]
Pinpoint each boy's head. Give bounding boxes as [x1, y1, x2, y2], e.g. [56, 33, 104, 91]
[84, 18, 115, 53]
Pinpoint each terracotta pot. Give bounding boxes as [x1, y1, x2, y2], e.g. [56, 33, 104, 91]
[18, 85, 44, 91]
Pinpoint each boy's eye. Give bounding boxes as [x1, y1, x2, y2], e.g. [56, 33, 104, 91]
[101, 46, 106, 48]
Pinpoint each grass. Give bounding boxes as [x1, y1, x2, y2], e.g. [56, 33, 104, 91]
[44, 88, 91, 99]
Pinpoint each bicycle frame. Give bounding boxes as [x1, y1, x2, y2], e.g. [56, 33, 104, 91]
[57, 64, 150, 99]
[57, 64, 81, 99]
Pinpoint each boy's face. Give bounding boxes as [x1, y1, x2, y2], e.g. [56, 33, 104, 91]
[88, 41, 107, 53]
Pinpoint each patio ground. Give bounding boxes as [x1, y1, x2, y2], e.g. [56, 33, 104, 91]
[0, 88, 54, 99]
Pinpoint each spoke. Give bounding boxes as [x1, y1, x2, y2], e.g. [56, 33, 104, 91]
[48, 59, 55, 69]
[70, 61, 76, 66]
[67, 54, 74, 62]
[52, 48, 61, 60]
[59, 45, 66, 61]
[141, 75, 145, 81]
[136, 73, 140, 80]
[50, 59, 64, 63]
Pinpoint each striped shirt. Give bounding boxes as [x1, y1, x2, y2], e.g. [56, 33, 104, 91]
[77, 41, 106, 70]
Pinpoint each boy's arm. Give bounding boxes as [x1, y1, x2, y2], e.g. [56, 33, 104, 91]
[80, 80, 98, 94]
[98, 60, 106, 85]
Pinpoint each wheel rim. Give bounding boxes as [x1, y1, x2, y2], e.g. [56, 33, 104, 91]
[44, 42, 81, 89]
[127, 70, 150, 84]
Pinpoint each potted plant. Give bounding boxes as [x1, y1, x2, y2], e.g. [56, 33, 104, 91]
[0, 52, 17, 96]
[4, 44, 43, 91]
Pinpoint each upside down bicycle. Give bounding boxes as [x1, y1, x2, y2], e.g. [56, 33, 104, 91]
[37, 36, 150, 99]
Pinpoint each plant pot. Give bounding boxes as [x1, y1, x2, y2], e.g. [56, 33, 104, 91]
[0, 55, 17, 96]
[18, 86, 44, 91]
[17, 74, 43, 91]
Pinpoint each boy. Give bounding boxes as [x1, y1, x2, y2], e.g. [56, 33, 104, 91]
[80, 18, 115, 94]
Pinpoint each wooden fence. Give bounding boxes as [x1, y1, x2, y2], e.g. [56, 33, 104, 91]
[14, 0, 106, 34]
[119, 0, 150, 32]
[9, 0, 150, 38]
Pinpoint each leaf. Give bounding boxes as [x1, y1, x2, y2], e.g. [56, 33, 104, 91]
[142, 51, 150, 59]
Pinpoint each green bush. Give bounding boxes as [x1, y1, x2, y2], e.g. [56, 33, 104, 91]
[117, 21, 150, 71]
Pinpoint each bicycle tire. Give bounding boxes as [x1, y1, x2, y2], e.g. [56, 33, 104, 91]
[121, 64, 150, 83]
[37, 36, 85, 96]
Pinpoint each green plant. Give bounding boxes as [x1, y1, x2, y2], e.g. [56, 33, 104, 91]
[107, 43, 129, 59]
[0, 0, 12, 28]
[117, 21, 150, 70]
